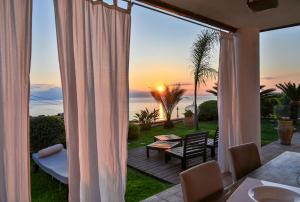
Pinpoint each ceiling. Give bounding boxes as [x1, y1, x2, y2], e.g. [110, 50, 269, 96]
[139, 0, 300, 32]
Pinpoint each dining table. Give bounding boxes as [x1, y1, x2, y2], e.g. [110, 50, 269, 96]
[247, 151, 300, 187]
[229, 151, 300, 200]
[203, 151, 300, 201]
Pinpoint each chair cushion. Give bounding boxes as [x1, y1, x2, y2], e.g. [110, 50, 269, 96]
[207, 138, 214, 146]
[32, 149, 68, 184]
[166, 146, 183, 157]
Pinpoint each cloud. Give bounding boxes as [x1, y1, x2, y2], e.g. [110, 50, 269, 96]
[31, 84, 152, 99]
[129, 90, 151, 98]
[261, 76, 277, 80]
[261, 72, 300, 81]
[31, 84, 55, 92]
[169, 82, 193, 86]
[30, 84, 62, 100]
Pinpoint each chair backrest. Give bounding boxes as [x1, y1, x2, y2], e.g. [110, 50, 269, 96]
[229, 142, 261, 180]
[183, 132, 208, 159]
[213, 128, 219, 147]
[180, 160, 223, 202]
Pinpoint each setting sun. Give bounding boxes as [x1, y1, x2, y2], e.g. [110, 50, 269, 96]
[156, 85, 165, 93]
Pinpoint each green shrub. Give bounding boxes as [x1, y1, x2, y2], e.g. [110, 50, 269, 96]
[198, 100, 218, 121]
[134, 108, 159, 130]
[30, 115, 66, 153]
[128, 124, 140, 140]
[261, 98, 280, 118]
[183, 109, 194, 117]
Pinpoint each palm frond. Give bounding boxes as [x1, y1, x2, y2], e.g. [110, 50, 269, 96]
[191, 30, 218, 87]
[276, 82, 300, 101]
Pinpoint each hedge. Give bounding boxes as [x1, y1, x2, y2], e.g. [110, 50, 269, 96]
[128, 123, 140, 140]
[30, 115, 66, 153]
[198, 100, 218, 121]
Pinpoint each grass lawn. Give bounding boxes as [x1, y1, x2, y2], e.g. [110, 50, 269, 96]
[261, 119, 278, 145]
[31, 166, 170, 202]
[31, 120, 277, 202]
[128, 121, 218, 149]
[129, 120, 278, 149]
[125, 168, 171, 202]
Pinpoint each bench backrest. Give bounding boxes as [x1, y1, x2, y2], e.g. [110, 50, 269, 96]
[183, 132, 208, 159]
[214, 128, 219, 147]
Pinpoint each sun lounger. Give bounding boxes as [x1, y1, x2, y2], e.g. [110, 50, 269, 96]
[32, 145, 68, 184]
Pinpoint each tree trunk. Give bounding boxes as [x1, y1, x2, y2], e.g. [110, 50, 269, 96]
[164, 113, 174, 128]
[194, 82, 199, 130]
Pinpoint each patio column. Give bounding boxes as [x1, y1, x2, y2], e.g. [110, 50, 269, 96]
[234, 27, 261, 148]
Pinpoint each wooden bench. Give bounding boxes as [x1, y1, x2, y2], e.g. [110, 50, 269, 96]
[165, 132, 208, 170]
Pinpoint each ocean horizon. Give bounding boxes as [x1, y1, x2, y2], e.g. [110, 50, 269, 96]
[29, 95, 216, 121]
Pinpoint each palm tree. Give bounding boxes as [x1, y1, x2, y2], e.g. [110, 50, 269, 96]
[206, 83, 218, 96]
[207, 84, 279, 117]
[207, 84, 276, 98]
[276, 82, 300, 101]
[276, 82, 300, 122]
[260, 85, 277, 100]
[260, 85, 279, 118]
[191, 30, 218, 130]
[151, 84, 186, 128]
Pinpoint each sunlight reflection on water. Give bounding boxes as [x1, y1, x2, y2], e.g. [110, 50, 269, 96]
[159, 103, 165, 120]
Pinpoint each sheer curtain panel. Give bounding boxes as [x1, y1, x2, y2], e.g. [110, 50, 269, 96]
[54, 0, 131, 201]
[217, 32, 241, 173]
[0, 0, 32, 201]
[218, 29, 260, 174]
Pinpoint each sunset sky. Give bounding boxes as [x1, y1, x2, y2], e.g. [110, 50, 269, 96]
[31, 0, 300, 97]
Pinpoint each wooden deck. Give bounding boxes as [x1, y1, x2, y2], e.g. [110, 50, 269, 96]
[142, 133, 300, 202]
[127, 146, 216, 184]
[128, 133, 300, 186]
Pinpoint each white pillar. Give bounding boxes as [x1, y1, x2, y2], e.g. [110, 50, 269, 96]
[235, 28, 261, 148]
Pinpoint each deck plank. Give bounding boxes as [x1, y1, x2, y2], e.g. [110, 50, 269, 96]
[127, 146, 216, 184]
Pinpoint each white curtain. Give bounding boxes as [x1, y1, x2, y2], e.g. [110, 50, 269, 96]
[218, 29, 260, 173]
[0, 0, 32, 201]
[218, 32, 241, 173]
[54, 0, 131, 201]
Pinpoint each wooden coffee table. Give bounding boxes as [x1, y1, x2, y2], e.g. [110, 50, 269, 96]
[146, 141, 180, 158]
[154, 134, 183, 145]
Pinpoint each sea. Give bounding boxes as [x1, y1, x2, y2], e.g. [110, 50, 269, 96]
[29, 95, 216, 121]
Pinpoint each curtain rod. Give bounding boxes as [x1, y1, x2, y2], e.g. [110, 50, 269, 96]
[121, 0, 223, 32]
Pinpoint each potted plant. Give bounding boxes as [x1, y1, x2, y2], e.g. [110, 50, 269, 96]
[183, 109, 194, 127]
[275, 82, 300, 145]
[274, 105, 293, 145]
